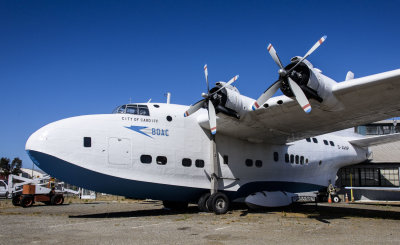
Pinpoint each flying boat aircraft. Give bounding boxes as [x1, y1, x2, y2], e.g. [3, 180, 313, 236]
[26, 36, 400, 214]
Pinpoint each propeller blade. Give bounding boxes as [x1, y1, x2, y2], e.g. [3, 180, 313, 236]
[252, 80, 282, 110]
[287, 35, 327, 75]
[267, 43, 284, 69]
[184, 99, 205, 117]
[287, 77, 311, 113]
[303, 35, 327, 59]
[204, 64, 209, 93]
[208, 100, 217, 135]
[211, 75, 239, 95]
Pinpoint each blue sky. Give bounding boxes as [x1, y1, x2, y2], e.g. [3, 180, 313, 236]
[1, 0, 400, 168]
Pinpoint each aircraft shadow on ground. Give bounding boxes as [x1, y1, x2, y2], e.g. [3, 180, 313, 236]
[68, 202, 400, 221]
[69, 206, 200, 219]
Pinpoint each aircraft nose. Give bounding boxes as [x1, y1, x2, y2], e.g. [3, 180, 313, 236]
[25, 125, 50, 152]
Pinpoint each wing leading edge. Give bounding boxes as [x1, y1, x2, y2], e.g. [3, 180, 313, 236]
[212, 69, 400, 144]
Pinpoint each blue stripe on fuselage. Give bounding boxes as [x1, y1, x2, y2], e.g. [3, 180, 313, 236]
[27, 150, 325, 202]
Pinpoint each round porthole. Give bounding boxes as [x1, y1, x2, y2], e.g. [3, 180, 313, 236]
[166, 116, 172, 122]
[153, 104, 160, 108]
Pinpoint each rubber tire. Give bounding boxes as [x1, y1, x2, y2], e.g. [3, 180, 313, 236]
[51, 195, 64, 205]
[210, 193, 230, 215]
[197, 193, 211, 212]
[12, 195, 21, 206]
[332, 195, 341, 203]
[206, 193, 218, 212]
[162, 201, 188, 211]
[20, 195, 34, 208]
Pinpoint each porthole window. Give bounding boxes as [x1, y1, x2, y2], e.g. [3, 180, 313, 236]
[166, 116, 172, 122]
[330, 141, 335, 146]
[312, 138, 318, 143]
[141, 155, 152, 164]
[153, 104, 160, 108]
[223, 155, 228, 165]
[195, 159, 204, 168]
[290, 154, 294, 164]
[182, 158, 192, 167]
[323, 140, 328, 145]
[83, 137, 91, 147]
[306, 158, 309, 164]
[156, 156, 167, 165]
[255, 160, 262, 168]
[300, 156, 304, 165]
[245, 159, 253, 167]
[295, 155, 299, 164]
[306, 138, 311, 142]
[285, 153, 289, 163]
[273, 152, 279, 162]
[319, 160, 322, 165]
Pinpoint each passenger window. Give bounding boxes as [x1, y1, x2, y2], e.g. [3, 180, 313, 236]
[300, 156, 304, 165]
[195, 159, 204, 168]
[306, 158, 309, 164]
[141, 155, 152, 164]
[306, 138, 311, 142]
[83, 137, 91, 147]
[312, 138, 318, 143]
[290, 154, 294, 164]
[182, 158, 192, 167]
[223, 155, 228, 165]
[245, 159, 253, 167]
[323, 140, 328, 145]
[285, 153, 289, 163]
[330, 141, 335, 146]
[273, 152, 279, 162]
[126, 105, 138, 114]
[156, 156, 167, 165]
[255, 160, 262, 168]
[295, 155, 299, 164]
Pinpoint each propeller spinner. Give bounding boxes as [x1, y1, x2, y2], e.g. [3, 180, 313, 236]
[184, 65, 239, 135]
[252, 35, 327, 113]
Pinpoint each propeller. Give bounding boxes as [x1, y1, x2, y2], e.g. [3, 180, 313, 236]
[252, 35, 327, 113]
[184, 64, 239, 135]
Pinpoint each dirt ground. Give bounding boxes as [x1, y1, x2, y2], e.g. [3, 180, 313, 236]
[0, 197, 400, 245]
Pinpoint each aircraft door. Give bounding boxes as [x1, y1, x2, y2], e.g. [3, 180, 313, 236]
[108, 137, 131, 166]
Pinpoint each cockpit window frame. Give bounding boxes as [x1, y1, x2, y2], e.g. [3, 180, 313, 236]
[112, 104, 150, 116]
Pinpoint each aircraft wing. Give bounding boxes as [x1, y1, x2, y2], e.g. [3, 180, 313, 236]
[212, 69, 400, 144]
[345, 186, 400, 192]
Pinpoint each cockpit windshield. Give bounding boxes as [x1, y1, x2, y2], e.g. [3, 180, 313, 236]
[112, 104, 150, 116]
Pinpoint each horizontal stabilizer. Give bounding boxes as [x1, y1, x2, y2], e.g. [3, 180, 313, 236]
[349, 133, 400, 147]
[345, 186, 400, 192]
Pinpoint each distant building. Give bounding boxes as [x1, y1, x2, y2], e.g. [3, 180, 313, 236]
[336, 120, 400, 201]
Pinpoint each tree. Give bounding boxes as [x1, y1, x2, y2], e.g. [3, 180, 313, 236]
[11, 158, 22, 175]
[0, 157, 22, 179]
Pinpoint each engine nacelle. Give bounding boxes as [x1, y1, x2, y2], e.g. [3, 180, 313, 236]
[209, 82, 254, 119]
[282, 57, 343, 111]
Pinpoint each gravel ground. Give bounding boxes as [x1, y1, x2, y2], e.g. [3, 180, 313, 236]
[1, 198, 400, 245]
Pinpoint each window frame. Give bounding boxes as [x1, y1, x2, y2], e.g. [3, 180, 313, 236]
[140, 155, 152, 164]
[182, 158, 192, 167]
[156, 156, 167, 165]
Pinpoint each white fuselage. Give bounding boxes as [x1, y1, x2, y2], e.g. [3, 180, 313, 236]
[25, 103, 367, 203]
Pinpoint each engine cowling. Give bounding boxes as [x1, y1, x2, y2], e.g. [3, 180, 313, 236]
[209, 82, 254, 119]
[282, 57, 343, 111]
